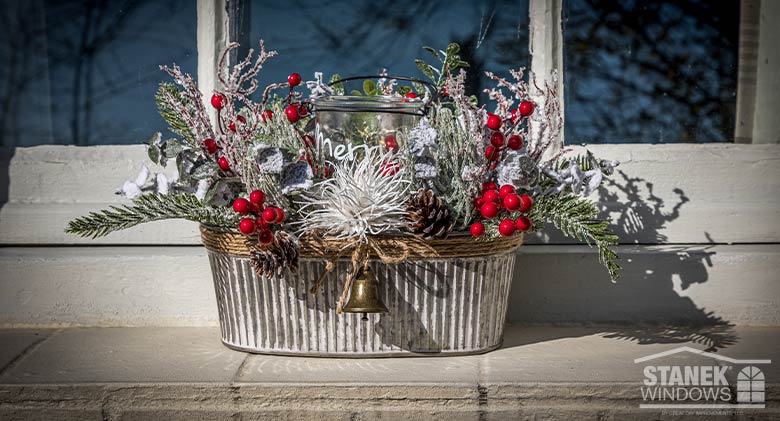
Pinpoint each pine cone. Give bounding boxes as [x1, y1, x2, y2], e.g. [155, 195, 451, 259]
[406, 189, 454, 240]
[250, 231, 299, 277]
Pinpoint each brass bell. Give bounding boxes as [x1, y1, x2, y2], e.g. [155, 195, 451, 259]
[342, 266, 388, 320]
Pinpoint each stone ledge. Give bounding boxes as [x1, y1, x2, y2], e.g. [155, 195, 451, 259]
[1, 325, 779, 419]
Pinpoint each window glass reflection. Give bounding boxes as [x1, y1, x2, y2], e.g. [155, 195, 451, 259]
[563, 0, 739, 143]
[0, 0, 197, 146]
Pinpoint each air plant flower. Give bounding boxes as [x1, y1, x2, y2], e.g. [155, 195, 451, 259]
[296, 148, 410, 243]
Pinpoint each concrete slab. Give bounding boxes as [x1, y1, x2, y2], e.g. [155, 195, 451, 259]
[2, 325, 778, 386]
[0, 325, 779, 419]
[0, 329, 54, 372]
[481, 325, 780, 384]
[0, 327, 245, 383]
[235, 353, 481, 384]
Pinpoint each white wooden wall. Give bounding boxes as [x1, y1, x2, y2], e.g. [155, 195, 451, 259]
[1, 144, 778, 327]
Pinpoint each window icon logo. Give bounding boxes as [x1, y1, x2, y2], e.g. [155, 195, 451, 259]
[737, 366, 765, 404]
[635, 346, 771, 410]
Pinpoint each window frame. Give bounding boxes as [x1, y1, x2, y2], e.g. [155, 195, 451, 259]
[204, 0, 769, 146]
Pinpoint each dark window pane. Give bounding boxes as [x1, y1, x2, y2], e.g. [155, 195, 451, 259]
[0, 0, 197, 146]
[242, 0, 528, 102]
[563, 0, 739, 143]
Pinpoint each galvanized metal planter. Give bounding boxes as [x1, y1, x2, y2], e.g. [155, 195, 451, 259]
[201, 226, 519, 357]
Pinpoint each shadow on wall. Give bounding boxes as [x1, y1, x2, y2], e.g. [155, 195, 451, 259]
[510, 170, 737, 352]
[0, 147, 12, 213]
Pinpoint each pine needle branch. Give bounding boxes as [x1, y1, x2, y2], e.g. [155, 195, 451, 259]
[65, 194, 239, 239]
[156, 82, 197, 146]
[531, 193, 622, 281]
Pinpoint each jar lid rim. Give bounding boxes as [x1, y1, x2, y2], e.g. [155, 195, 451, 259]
[311, 95, 426, 110]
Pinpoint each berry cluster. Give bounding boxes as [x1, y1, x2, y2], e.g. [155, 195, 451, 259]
[207, 72, 313, 177]
[470, 182, 533, 238]
[483, 100, 534, 168]
[232, 189, 285, 245]
[207, 92, 236, 173]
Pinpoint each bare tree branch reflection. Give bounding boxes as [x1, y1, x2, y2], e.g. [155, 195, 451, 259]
[1, 0, 195, 146]
[564, 0, 739, 143]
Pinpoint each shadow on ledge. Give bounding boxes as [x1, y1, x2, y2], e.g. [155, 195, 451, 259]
[508, 170, 738, 353]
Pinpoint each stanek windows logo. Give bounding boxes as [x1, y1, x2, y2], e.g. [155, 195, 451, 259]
[634, 346, 771, 410]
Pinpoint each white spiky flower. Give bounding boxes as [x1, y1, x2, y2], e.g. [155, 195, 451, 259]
[297, 149, 410, 243]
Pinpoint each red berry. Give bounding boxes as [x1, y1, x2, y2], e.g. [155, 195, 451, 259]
[499, 185, 515, 198]
[470, 222, 485, 238]
[250, 203, 262, 215]
[519, 194, 534, 213]
[474, 197, 485, 207]
[510, 109, 519, 123]
[287, 73, 302, 87]
[405, 92, 418, 99]
[273, 208, 285, 224]
[203, 139, 217, 154]
[490, 132, 505, 147]
[262, 207, 278, 223]
[285, 105, 300, 123]
[239, 217, 257, 235]
[211, 93, 226, 109]
[229, 115, 246, 132]
[258, 229, 275, 245]
[481, 182, 498, 192]
[384, 135, 399, 152]
[480, 202, 499, 219]
[249, 190, 265, 205]
[256, 218, 269, 230]
[483, 189, 500, 203]
[519, 100, 534, 117]
[232, 198, 250, 214]
[485, 145, 499, 161]
[262, 109, 274, 122]
[486, 113, 502, 130]
[302, 135, 315, 148]
[499, 218, 516, 237]
[441, 87, 449, 97]
[516, 216, 532, 231]
[218, 157, 230, 171]
[503, 193, 521, 211]
[507, 135, 524, 150]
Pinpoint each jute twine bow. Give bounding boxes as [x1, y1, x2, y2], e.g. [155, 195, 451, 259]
[307, 234, 435, 313]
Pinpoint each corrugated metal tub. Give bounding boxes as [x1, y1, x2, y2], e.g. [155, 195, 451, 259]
[200, 225, 521, 357]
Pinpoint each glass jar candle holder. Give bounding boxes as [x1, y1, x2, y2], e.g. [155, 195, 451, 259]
[310, 76, 434, 162]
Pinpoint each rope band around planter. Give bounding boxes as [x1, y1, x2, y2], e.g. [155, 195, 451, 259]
[200, 225, 523, 259]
